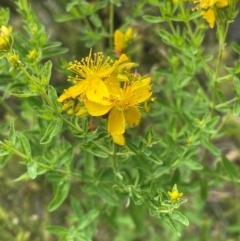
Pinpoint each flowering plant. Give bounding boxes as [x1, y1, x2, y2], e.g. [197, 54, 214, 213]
[0, 0, 239, 240]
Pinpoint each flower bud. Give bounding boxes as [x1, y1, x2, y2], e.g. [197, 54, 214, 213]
[8, 54, 20, 66]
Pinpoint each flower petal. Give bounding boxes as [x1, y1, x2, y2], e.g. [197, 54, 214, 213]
[202, 9, 215, 28]
[112, 134, 125, 146]
[85, 99, 112, 116]
[124, 106, 141, 128]
[216, 0, 228, 8]
[105, 76, 122, 97]
[57, 80, 88, 102]
[86, 78, 110, 104]
[108, 107, 125, 135]
[126, 81, 152, 106]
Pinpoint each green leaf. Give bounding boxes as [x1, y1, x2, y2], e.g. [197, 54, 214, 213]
[78, 209, 100, 230]
[161, 214, 180, 236]
[56, 146, 73, 168]
[127, 141, 139, 153]
[170, 211, 189, 226]
[71, 196, 84, 221]
[27, 159, 37, 179]
[233, 100, 240, 115]
[11, 91, 39, 98]
[0, 154, 11, 168]
[143, 15, 164, 23]
[9, 121, 16, 145]
[221, 155, 238, 178]
[184, 160, 203, 170]
[17, 132, 31, 158]
[130, 187, 143, 205]
[34, 105, 54, 120]
[150, 181, 157, 197]
[48, 180, 71, 212]
[129, 200, 145, 234]
[43, 42, 62, 49]
[232, 43, 240, 54]
[200, 177, 208, 200]
[147, 154, 163, 165]
[201, 139, 221, 156]
[46, 172, 63, 182]
[48, 85, 62, 112]
[94, 186, 119, 206]
[40, 60, 52, 86]
[189, 11, 201, 20]
[89, 14, 102, 27]
[158, 30, 174, 46]
[42, 47, 69, 59]
[40, 119, 63, 144]
[46, 226, 68, 236]
[0, 8, 10, 25]
[81, 144, 109, 158]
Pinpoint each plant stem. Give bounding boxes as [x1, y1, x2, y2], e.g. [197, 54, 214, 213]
[109, 0, 114, 50]
[211, 23, 229, 117]
[19, 65, 83, 134]
[111, 142, 119, 175]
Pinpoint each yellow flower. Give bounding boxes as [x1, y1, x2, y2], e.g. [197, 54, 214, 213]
[8, 53, 19, 66]
[84, 76, 152, 135]
[0, 25, 12, 52]
[57, 51, 130, 104]
[168, 184, 183, 203]
[28, 49, 38, 61]
[114, 30, 125, 56]
[193, 0, 228, 28]
[114, 28, 133, 57]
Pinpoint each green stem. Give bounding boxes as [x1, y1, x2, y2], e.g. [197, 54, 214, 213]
[19, 65, 83, 134]
[109, 0, 114, 50]
[179, 2, 194, 40]
[0, 141, 27, 160]
[111, 142, 119, 175]
[1, 141, 83, 179]
[211, 23, 229, 117]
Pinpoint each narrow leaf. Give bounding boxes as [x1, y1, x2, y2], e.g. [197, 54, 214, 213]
[27, 159, 37, 179]
[56, 146, 73, 168]
[48, 85, 62, 112]
[9, 121, 16, 145]
[17, 132, 31, 158]
[40, 119, 63, 144]
[48, 180, 70, 212]
[78, 209, 100, 230]
[143, 15, 164, 23]
[201, 139, 221, 156]
[46, 226, 68, 236]
[71, 196, 84, 221]
[184, 160, 203, 170]
[221, 155, 238, 178]
[0, 154, 11, 168]
[170, 211, 189, 226]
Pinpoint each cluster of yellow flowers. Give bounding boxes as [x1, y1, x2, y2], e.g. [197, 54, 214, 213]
[57, 50, 152, 146]
[193, 0, 229, 28]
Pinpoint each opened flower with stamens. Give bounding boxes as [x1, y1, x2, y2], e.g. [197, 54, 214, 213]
[193, 0, 228, 28]
[57, 51, 130, 104]
[84, 76, 152, 137]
